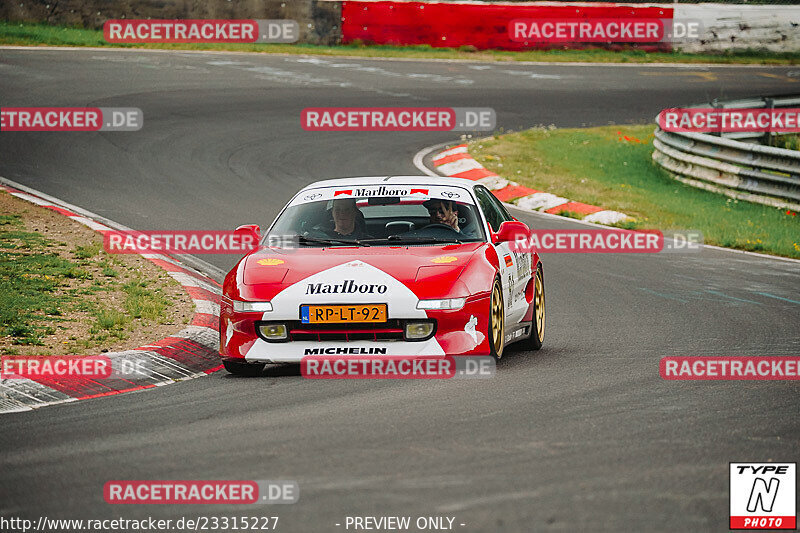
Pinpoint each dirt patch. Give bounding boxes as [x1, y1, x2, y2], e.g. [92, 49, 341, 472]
[0, 190, 195, 355]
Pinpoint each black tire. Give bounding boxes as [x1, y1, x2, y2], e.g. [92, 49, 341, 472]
[488, 277, 505, 360]
[525, 265, 545, 350]
[223, 360, 265, 377]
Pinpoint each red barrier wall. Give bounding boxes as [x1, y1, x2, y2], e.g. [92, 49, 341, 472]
[341, 1, 673, 51]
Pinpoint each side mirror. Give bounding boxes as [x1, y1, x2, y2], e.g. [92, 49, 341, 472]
[234, 224, 261, 249]
[493, 220, 529, 244]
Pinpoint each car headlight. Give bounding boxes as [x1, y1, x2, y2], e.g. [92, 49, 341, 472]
[416, 298, 466, 311]
[256, 323, 288, 342]
[404, 320, 436, 341]
[233, 300, 273, 312]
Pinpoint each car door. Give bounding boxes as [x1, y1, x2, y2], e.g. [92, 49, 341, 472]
[473, 186, 530, 331]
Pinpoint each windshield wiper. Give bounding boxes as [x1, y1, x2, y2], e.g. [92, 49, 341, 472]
[298, 235, 370, 247]
[362, 236, 463, 245]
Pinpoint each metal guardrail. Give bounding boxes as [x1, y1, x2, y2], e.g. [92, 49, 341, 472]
[652, 95, 800, 211]
[706, 95, 800, 142]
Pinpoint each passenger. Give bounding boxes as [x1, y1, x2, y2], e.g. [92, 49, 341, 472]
[423, 199, 461, 232]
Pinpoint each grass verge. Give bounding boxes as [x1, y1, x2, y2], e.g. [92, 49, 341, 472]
[469, 124, 800, 258]
[2, 21, 799, 64]
[0, 191, 193, 355]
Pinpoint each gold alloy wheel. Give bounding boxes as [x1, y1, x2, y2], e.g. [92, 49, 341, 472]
[534, 268, 545, 342]
[491, 280, 504, 358]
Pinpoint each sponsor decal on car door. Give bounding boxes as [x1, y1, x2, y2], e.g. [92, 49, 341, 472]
[495, 241, 526, 326]
[475, 185, 529, 327]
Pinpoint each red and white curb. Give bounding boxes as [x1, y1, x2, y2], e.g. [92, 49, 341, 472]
[0, 181, 223, 413]
[432, 144, 632, 225]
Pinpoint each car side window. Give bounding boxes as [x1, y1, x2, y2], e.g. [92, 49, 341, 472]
[474, 186, 506, 232]
[485, 187, 514, 224]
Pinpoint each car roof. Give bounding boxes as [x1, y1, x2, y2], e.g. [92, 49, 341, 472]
[299, 176, 479, 191]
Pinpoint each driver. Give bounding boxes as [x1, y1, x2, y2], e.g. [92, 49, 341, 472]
[423, 199, 460, 232]
[329, 198, 372, 239]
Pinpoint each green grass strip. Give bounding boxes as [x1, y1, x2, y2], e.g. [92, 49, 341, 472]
[2, 21, 799, 64]
[470, 124, 800, 258]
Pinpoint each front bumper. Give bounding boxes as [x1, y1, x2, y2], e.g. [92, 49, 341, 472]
[219, 295, 491, 362]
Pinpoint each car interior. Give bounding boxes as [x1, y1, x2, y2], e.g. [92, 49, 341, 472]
[295, 198, 483, 241]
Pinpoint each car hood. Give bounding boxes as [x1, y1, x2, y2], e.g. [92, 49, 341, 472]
[230, 243, 485, 301]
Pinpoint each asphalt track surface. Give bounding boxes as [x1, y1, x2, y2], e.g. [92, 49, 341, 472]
[1, 48, 799, 532]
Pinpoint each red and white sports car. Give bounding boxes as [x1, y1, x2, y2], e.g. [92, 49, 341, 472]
[219, 176, 544, 375]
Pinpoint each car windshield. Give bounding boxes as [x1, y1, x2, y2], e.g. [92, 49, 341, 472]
[267, 186, 485, 246]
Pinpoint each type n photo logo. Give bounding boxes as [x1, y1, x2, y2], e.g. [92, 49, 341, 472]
[730, 463, 796, 530]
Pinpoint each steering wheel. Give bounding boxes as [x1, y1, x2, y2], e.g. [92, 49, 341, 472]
[301, 224, 334, 239]
[421, 223, 459, 232]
